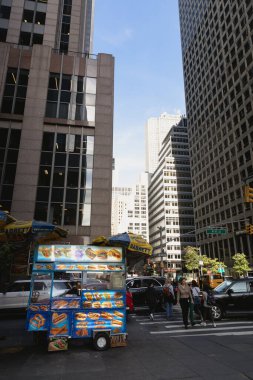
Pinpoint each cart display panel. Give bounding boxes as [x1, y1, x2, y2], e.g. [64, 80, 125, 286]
[26, 244, 127, 351]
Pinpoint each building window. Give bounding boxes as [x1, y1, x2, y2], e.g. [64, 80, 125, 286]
[0, 128, 21, 212]
[1, 68, 29, 115]
[0, 5, 11, 19]
[0, 28, 7, 42]
[60, 0, 72, 53]
[35, 131, 94, 227]
[46, 73, 96, 122]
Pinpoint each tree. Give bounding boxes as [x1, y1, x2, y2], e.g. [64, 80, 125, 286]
[232, 253, 250, 277]
[202, 256, 227, 274]
[183, 246, 200, 274]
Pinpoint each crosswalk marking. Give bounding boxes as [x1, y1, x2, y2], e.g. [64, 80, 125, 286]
[140, 320, 253, 326]
[150, 325, 253, 334]
[170, 331, 253, 338]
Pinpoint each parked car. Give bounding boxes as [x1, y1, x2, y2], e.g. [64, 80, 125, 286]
[0, 279, 71, 311]
[211, 278, 253, 320]
[126, 276, 166, 308]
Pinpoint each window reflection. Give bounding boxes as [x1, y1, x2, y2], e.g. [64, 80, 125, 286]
[36, 131, 94, 226]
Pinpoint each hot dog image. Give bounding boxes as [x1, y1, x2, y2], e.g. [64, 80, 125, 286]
[52, 300, 68, 309]
[52, 312, 67, 325]
[101, 311, 113, 320]
[76, 329, 88, 337]
[113, 311, 124, 318]
[112, 319, 123, 327]
[108, 248, 121, 260]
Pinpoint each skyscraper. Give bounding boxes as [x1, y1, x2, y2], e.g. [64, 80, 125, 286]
[149, 117, 195, 276]
[179, 0, 253, 263]
[0, 0, 114, 243]
[145, 113, 181, 174]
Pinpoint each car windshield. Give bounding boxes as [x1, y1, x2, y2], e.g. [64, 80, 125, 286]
[214, 280, 232, 293]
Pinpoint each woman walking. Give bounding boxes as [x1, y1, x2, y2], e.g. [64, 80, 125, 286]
[191, 280, 203, 323]
[177, 278, 193, 329]
[163, 279, 175, 320]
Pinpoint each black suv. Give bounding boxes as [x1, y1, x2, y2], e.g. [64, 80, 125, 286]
[212, 278, 253, 320]
[126, 276, 166, 308]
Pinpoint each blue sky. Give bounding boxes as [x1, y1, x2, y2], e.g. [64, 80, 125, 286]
[93, 0, 185, 186]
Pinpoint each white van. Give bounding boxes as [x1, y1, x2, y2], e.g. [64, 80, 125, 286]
[0, 280, 71, 311]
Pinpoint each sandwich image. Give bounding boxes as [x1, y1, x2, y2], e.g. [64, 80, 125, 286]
[102, 301, 112, 308]
[114, 292, 123, 299]
[88, 312, 100, 320]
[92, 301, 101, 308]
[115, 301, 124, 307]
[94, 293, 102, 300]
[96, 249, 108, 260]
[84, 292, 93, 301]
[40, 305, 48, 311]
[83, 301, 92, 308]
[86, 248, 96, 260]
[52, 312, 67, 325]
[75, 313, 87, 321]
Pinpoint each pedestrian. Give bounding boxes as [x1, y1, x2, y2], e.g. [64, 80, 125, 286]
[201, 285, 216, 327]
[163, 278, 175, 320]
[177, 277, 193, 329]
[188, 283, 195, 326]
[146, 282, 158, 321]
[191, 280, 204, 323]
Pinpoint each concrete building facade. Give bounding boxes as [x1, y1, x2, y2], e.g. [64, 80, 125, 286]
[112, 173, 150, 242]
[145, 113, 181, 174]
[149, 118, 195, 276]
[179, 0, 253, 263]
[0, 0, 114, 243]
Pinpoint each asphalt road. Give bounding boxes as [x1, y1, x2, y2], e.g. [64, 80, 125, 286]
[1, 307, 253, 380]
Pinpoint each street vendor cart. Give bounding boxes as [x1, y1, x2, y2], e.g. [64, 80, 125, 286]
[26, 244, 127, 351]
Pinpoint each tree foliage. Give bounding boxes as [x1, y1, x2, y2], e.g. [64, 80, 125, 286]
[232, 253, 250, 277]
[183, 246, 200, 271]
[183, 246, 226, 274]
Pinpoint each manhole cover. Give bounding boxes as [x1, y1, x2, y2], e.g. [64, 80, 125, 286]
[0, 346, 24, 354]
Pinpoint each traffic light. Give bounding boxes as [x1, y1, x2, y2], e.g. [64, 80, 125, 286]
[245, 224, 253, 234]
[244, 185, 253, 202]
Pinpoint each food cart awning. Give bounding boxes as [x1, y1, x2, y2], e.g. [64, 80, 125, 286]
[93, 232, 152, 256]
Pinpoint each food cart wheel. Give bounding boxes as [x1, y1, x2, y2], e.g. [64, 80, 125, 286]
[93, 332, 110, 351]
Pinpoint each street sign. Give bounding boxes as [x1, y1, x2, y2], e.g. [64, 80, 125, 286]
[207, 227, 227, 234]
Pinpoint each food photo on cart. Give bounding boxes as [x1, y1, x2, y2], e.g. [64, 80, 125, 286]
[26, 244, 127, 352]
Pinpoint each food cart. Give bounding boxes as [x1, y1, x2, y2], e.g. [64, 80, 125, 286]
[26, 244, 127, 351]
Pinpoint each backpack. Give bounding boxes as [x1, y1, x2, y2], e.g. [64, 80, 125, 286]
[163, 286, 174, 303]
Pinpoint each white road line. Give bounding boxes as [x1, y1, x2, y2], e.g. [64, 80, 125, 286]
[140, 320, 253, 326]
[150, 325, 253, 334]
[170, 331, 253, 338]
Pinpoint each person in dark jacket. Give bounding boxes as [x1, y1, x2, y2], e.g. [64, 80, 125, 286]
[146, 282, 158, 320]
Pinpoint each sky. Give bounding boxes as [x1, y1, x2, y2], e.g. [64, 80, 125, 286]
[93, 0, 186, 187]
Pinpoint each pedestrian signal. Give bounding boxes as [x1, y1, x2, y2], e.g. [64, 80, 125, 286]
[245, 224, 253, 234]
[244, 185, 253, 203]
